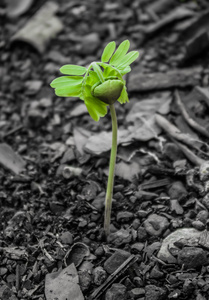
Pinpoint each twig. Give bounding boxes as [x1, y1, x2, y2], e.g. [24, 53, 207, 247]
[16, 263, 21, 291]
[155, 113, 209, 154]
[175, 89, 209, 138]
[88, 254, 138, 300]
[3, 125, 23, 138]
[172, 138, 205, 166]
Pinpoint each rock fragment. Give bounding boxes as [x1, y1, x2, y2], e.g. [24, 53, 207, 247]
[104, 250, 131, 274]
[177, 247, 208, 269]
[144, 214, 169, 236]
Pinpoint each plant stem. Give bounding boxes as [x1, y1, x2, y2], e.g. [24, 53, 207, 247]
[104, 104, 118, 237]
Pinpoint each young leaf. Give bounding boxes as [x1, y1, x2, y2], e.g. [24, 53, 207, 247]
[117, 51, 139, 69]
[50, 76, 83, 88]
[85, 96, 108, 121]
[117, 86, 129, 104]
[101, 41, 116, 63]
[60, 65, 87, 75]
[120, 66, 131, 76]
[109, 40, 130, 67]
[55, 84, 82, 97]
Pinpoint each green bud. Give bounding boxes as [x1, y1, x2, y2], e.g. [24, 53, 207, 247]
[92, 79, 124, 105]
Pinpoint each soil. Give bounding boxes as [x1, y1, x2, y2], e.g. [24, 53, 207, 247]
[1, 0, 209, 300]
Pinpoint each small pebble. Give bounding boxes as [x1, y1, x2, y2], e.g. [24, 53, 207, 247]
[192, 220, 205, 231]
[168, 181, 188, 199]
[137, 227, 148, 242]
[177, 247, 208, 269]
[104, 250, 131, 274]
[60, 231, 73, 245]
[196, 210, 209, 224]
[129, 288, 145, 299]
[105, 283, 126, 300]
[117, 211, 134, 223]
[144, 214, 169, 236]
[92, 266, 107, 286]
[107, 229, 132, 246]
[145, 284, 167, 300]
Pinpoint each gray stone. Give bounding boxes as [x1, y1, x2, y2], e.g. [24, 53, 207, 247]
[131, 243, 144, 253]
[104, 250, 131, 274]
[170, 199, 184, 215]
[0, 284, 18, 300]
[92, 266, 107, 286]
[78, 270, 92, 292]
[105, 283, 126, 300]
[158, 228, 202, 264]
[178, 247, 208, 269]
[25, 80, 43, 95]
[117, 211, 134, 223]
[61, 148, 75, 164]
[129, 288, 145, 299]
[192, 220, 205, 231]
[60, 231, 74, 245]
[91, 192, 105, 211]
[128, 68, 202, 92]
[78, 33, 100, 55]
[107, 229, 132, 247]
[149, 266, 164, 279]
[145, 284, 167, 300]
[196, 210, 209, 224]
[0, 143, 26, 175]
[168, 181, 188, 199]
[144, 214, 169, 236]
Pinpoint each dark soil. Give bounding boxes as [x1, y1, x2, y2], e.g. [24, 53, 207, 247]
[1, 0, 209, 299]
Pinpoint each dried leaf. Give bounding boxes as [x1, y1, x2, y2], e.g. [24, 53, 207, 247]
[45, 263, 84, 300]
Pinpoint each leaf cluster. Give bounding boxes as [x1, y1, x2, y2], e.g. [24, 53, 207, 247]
[50, 40, 139, 121]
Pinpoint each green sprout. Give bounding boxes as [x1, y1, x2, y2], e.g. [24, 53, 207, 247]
[50, 40, 139, 237]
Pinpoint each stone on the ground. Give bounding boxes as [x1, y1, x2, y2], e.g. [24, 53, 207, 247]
[117, 211, 134, 223]
[177, 247, 208, 269]
[168, 181, 188, 199]
[104, 250, 131, 274]
[105, 283, 126, 300]
[144, 214, 169, 236]
[92, 266, 107, 285]
[145, 284, 167, 300]
[158, 228, 202, 264]
[107, 229, 132, 246]
[60, 231, 74, 245]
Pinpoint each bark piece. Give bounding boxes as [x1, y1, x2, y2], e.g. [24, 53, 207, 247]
[11, 2, 63, 53]
[179, 10, 209, 60]
[0, 143, 26, 174]
[128, 68, 201, 92]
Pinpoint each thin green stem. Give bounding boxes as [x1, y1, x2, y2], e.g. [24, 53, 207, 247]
[104, 104, 118, 237]
[92, 62, 105, 83]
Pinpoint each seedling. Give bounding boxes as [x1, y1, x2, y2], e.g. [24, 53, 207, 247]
[50, 40, 139, 237]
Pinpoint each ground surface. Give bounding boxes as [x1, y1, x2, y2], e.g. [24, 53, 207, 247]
[1, 0, 209, 299]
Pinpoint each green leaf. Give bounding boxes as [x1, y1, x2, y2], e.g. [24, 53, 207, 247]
[120, 66, 131, 76]
[86, 71, 99, 86]
[55, 84, 82, 97]
[117, 51, 139, 69]
[109, 40, 130, 67]
[101, 41, 116, 63]
[85, 96, 108, 121]
[117, 86, 129, 104]
[50, 76, 83, 88]
[60, 65, 87, 75]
